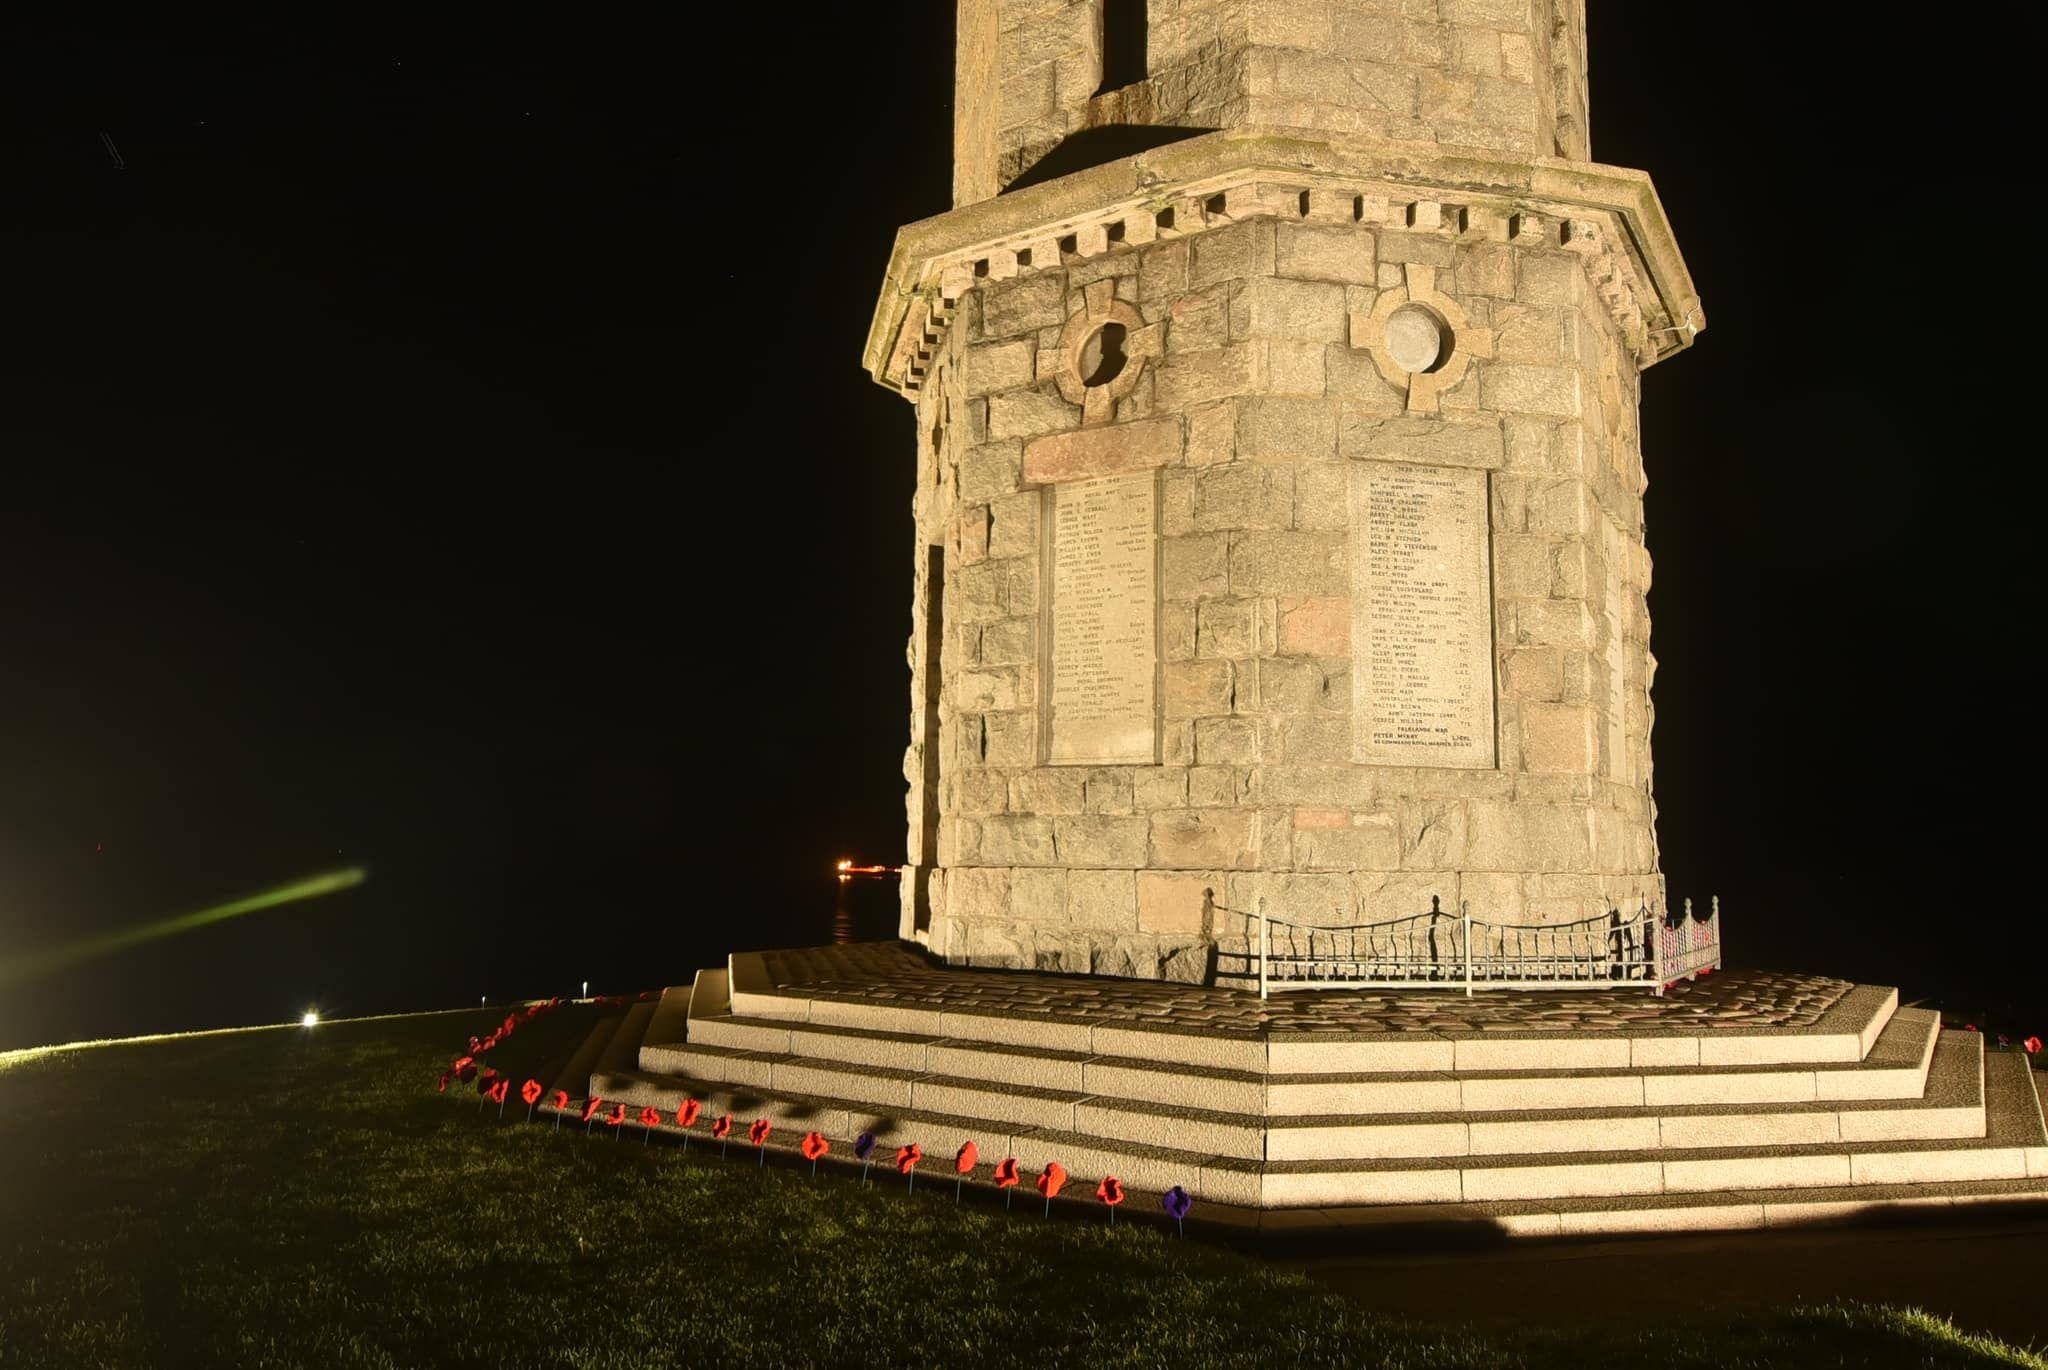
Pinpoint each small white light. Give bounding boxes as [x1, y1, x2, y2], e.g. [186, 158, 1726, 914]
[301, 1011, 319, 1028]
[582, 981, 589, 998]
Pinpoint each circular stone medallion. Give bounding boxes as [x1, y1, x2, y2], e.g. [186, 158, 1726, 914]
[1385, 304, 1449, 374]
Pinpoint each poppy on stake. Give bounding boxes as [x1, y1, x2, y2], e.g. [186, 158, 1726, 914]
[992, 1157, 1021, 1210]
[1096, 1175, 1125, 1225]
[521, 1078, 543, 1123]
[552, 1089, 570, 1130]
[713, 1114, 733, 1158]
[897, 1142, 922, 1193]
[854, 1131, 877, 1184]
[607, 1102, 627, 1139]
[639, 1105, 661, 1143]
[1162, 1184, 1194, 1237]
[749, 1117, 772, 1166]
[801, 1130, 829, 1178]
[582, 1096, 604, 1134]
[1036, 1161, 1067, 1217]
[954, 1140, 978, 1203]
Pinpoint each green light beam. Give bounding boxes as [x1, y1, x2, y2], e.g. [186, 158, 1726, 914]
[0, 866, 368, 987]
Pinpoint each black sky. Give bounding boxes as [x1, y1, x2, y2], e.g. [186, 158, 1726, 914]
[3, 7, 2043, 1050]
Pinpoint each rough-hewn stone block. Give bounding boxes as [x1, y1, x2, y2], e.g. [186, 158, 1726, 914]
[1194, 462, 1293, 530]
[962, 339, 1039, 395]
[981, 272, 1067, 336]
[1482, 363, 1581, 418]
[1136, 871, 1213, 934]
[1339, 414, 1503, 468]
[1162, 532, 1230, 600]
[1021, 415, 1182, 484]
[1237, 396, 1337, 461]
[1233, 276, 1349, 343]
[959, 440, 1023, 501]
[1065, 869, 1139, 930]
[1164, 659, 1235, 718]
[1276, 223, 1377, 285]
[1229, 530, 1346, 596]
[1150, 808, 1257, 869]
[1054, 815, 1151, 868]
[1522, 700, 1597, 773]
[989, 386, 1084, 439]
[978, 814, 1056, 865]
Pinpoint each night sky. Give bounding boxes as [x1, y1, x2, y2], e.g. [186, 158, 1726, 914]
[4, 8, 2043, 1050]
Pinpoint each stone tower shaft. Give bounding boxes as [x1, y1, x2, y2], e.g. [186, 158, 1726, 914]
[955, 0, 1592, 206]
[871, 1, 1702, 980]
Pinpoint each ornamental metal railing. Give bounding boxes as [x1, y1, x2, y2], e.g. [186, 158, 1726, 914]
[1252, 895, 1722, 998]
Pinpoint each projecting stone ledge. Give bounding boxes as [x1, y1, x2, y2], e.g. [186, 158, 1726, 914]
[746, 941, 1861, 1040]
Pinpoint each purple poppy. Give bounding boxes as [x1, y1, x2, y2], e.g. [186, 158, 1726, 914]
[854, 1132, 877, 1159]
[1163, 1184, 1193, 1236]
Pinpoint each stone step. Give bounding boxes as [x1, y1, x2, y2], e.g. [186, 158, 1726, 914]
[722, 951, 1899, 1074]
[574, 1048, 2042, 1211]
[595, 1000, 654, 1080]
[1253, 1050, 2045, 1208]
[1210, 1175, 2048, 1241]
[642, 983, 694, 1053]
[542, 1008, 631, 1100]
[1264, 1030, 1981, 1161]
[640, 1025, 1979, 1164]
[667, 1004, 1940, 1121]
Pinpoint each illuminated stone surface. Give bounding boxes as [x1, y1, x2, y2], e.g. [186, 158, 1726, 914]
[876, 1, 1704, 977]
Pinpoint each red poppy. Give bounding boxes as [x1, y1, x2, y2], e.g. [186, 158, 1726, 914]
[677, 1098, 701, 1128]
[488, 1079, 510, 1105]
[451, 1055, 474, 1074]
[2029, 1037, 2044, 1056]
[955, 1140, 979, 1174]
[1967, 1023, 1981, 1033]
[1036, 1162, 1067, 1199]
[748, 1118, 772, 1146]
[992, 1157, 1021, 1189]
[1096, 1175, 1125, 1206]
[712, 1114, 733, 1140]
[468, 1036, 481, 1052]
[802, 1131, 829, 1161]
[522, 1079, 543, 1107]
[607, 1102, 627, 1127]
[581, 1096, 604, 1123]
[553, 1089, 569, 1110]
[896, 1143, 923, 1174]
[639, 1106, 661, 1130]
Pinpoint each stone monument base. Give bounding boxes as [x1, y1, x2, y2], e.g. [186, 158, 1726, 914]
[542, 943, 2048, 1236]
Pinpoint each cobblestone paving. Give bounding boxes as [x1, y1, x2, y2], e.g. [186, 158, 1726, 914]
[759, 944, 1854, 1037]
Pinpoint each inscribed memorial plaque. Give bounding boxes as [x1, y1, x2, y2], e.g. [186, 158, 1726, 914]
[1043, 471, 1157, 765]
[1349, 462, 1496, 768]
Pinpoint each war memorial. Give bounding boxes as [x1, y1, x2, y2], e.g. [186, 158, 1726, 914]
[557, 1, 2048, 1233]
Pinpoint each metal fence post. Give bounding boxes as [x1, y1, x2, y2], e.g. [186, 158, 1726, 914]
[1651, 898, 1665, 995]
[1461, 900, 1473, 997]
[1258, 897, 1269, 1000]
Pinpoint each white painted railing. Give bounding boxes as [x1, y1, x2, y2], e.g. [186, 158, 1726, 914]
[1253, 896, 1722, 998]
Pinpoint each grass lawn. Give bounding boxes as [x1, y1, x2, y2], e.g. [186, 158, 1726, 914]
[0, 1005, 2040, 1369]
